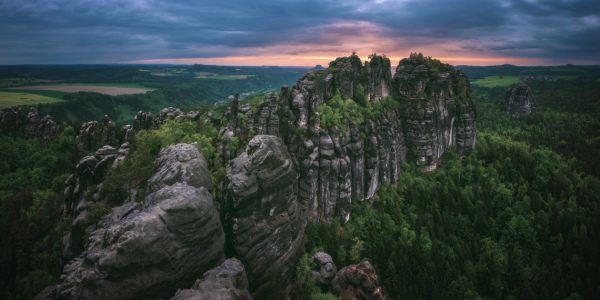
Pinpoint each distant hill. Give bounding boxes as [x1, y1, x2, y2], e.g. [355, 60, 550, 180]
[456, 64, 600, 79]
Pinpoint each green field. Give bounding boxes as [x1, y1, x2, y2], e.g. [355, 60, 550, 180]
[0, 89, 66, 108]
[197, 75, 246, 80]
[0, 78, 33, 88]
[470, 75, 522, 88]
[58, 83, 159, 90]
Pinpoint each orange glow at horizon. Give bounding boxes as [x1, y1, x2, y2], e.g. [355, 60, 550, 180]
[128, 54, 559, 67]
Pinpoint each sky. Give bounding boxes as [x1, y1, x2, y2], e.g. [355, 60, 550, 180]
[1, 0, 599, 66]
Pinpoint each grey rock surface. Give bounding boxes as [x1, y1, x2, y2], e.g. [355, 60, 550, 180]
[506, 82, 539, 117]
[310, 252, 338, 290]
[43, 143, 225, 300]
[216, 54, 477, 224]
[223, 135, 305, 291]
[171, 258, 252, 300]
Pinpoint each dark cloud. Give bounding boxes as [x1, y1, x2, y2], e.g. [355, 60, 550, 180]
[0, 0, 598, 64]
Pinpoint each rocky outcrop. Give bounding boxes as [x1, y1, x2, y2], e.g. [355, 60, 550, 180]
[156, 107, 185, 124]
[76, 115, 119, 154]
[75, 121, 101, 154]
[171, 258, 252, 300]
[506, 82, 539, 116]
[216, 54, 476, 224]
[42, 143, 225, 300]
[101, 115, 118, 147]
[0, 106, 59, 144]
[330, 261, 386, 300]
[310, 252, 337, 290]
[222, 135, 305, 291]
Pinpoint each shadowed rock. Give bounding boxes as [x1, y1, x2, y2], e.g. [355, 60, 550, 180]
[506, 82, 539, 117]
[309, 252, 338, 290]
[40, 143, 225, 300]
[223, 135, 305, 291]
[171, 258, 252, 300]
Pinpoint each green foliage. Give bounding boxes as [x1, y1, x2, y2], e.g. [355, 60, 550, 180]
[409, 52, 445, 72]
[79, 202, 111, 228]
[304, 101, 600, 299]
[315, 91, 371, 134]
[103, 119, 217, 204]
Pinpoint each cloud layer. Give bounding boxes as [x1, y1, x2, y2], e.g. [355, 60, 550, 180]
[1, 0, 599, 65]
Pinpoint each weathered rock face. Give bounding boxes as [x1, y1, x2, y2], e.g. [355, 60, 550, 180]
[156, 107, 185, 124]
[506, 82, 539, 116]
[222, 135, 305, 290]
[101, 115, 118, 147]
[310, 252, 338, 290]
[76, 115, 119, 154]
[216, 55, 476, 224]
[171, 258, 252, 300]
[0, 106, 59, 144]
[330, 261, 387, 300]
[42, 143, 225, 300]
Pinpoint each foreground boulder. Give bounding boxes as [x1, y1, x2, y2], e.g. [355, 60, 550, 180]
[223, 135, 305, 291]
[39, 143, 225, 300]
[171, 258, 252, 300]
[330, 261, 386, 300]
[505, 82, 539, 116]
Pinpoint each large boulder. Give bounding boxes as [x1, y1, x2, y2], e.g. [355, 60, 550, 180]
[309, 252, 338, 290]
[171, 258, 252, 300]
[223, 135, 305, 290]
[40, 143, 225, 300]
[330, 261, 387, 300]
[506, 82, 539, 116]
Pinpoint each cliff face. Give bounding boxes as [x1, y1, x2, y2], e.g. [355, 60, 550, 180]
[506, 82, 539, 116]
[217, 54, 476, 224]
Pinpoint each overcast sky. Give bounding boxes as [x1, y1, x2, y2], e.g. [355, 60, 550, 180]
[1, 0, 599, 66]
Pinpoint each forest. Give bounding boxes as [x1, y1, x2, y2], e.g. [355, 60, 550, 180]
[0, 65, 599, 299]
[0, 64, 309, 124]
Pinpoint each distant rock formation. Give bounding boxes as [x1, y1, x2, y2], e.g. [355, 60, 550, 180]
[0, 106, 59, 145]
[217, 54, 476, 224]
[41, 143, 225, 300]
[222, 135, 305, 291]
[330, 261, 387, 300]
[75, 115, 117, 154]
[171, 258, 252, 300]
[506, 82, 539, 116]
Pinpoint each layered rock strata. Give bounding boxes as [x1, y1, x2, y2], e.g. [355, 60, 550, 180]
[217, 54, 476, 224]
[75, 115, 117, 154]
[222, 135, 305, 291]
[505, 82, 539, 116]
[41, 143, 225, 300]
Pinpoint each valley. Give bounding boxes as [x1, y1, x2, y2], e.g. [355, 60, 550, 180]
[0, 54, 599, 300]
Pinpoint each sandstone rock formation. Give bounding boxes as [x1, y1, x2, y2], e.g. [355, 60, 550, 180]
[76, 115, 118, 154]
[0, 105, 25, 134]
[217, 54, 476, 224]
[330, 261, 386, 300]
[41, 143, 225, 300]
[171, 258, 252, 300]
[222, 135, 305, 290]
[506, 82, 539, 116]
[310, 252, 338, 290]
[0, 106, 59, 144]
